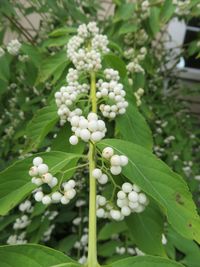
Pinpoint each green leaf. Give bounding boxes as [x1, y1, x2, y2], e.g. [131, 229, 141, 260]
[116, 103, 153, 150]
[119, 23, 137, 35]
[104, 256, 184, 267]
[114, 3, 135, 22]
[98, 221, 127, 241]
[36, 51, 69, 84]
[149, 7, 160, 36]
[57, 235, 78, 253]
[167, 227, 200, 267]
[160, 0, 175, 23]
[103, 54, 127, 80]
[97, 139, 200, 243]
[42, 36, 70, 48]
[51, 124, 85, 154]
[0, 214, 18, 231]
[25, 104, 58, 150]
[20, 44, 42, 68]
[126, 202, 165, 256]
[0, 151, 81, 215]
[98, 240, 121, 257]
[49, 27, 76, 37]
[0, 244, 75, 267]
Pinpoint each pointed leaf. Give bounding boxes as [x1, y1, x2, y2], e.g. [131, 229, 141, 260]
[98, 139, 200, 243]
[116, 103, 153, 150]
[25, 104, 58, 150]
[104, 256, 184, 267]
[0, 244, 75, 267]
[0, 151, 81, 215]
[126, 202, 165, 256]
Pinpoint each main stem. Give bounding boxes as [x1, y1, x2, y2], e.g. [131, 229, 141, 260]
[87, 72, 99, 267]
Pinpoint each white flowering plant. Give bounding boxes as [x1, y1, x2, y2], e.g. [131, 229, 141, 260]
[0, 1, 200, 267]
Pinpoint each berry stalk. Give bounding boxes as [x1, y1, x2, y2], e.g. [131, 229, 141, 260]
[87, 71, 99, 267]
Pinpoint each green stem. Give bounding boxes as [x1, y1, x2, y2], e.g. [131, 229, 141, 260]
[87, 72, 99, 267]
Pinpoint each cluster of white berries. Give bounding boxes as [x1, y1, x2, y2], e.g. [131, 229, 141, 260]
[29, 156, 76, 205]
[69, 112, 107, 145]
[116, 182, 149, 216]
[13, 215, 30, 230]
[55, 68, 89, 126]
[102, 147, 128, 175]
[7, 232, 27, 245]
[116, 246, 135, 255]
[96, 69, 128, 119]
[7, 39, 22, 56]
[125, 47, 147, 75]
[67, 22, 109, 71]
[96, 182, 148, 221]
[19, 200, 33, 213]
[134, 88, 144, 106]
[96, 195, 114, 219]
[92, 168, 108, 184]
[29, 156, 58, 188]
[140, 0, 150, 20]
[173, 0, 191, 16]
[43, 224, 55, 242]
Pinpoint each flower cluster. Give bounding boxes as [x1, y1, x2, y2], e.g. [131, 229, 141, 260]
[7, 199, 33, 245]
[173, 0, 191, 16]
[134, 88, 144, 106]
[125, 47, 147, 74]
[102, 147, 128, 175]
[7, 39, 22, 56]
[69, 112, 106, 145]
[96, 69, 128, 119]
[7, 232, 27, 245]
[13, 215, 31, 230]
[139, 0, 150, 20]
[29, 157, 76, 205]
[67, 22, 109, 71]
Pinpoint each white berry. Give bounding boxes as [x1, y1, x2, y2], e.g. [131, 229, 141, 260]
[33, 157, 43, 166]
[37, 164, 49, 175]
[69, 135, 79, 145]
[102, 147, 114, 159]
[110, 166, 122, 175]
